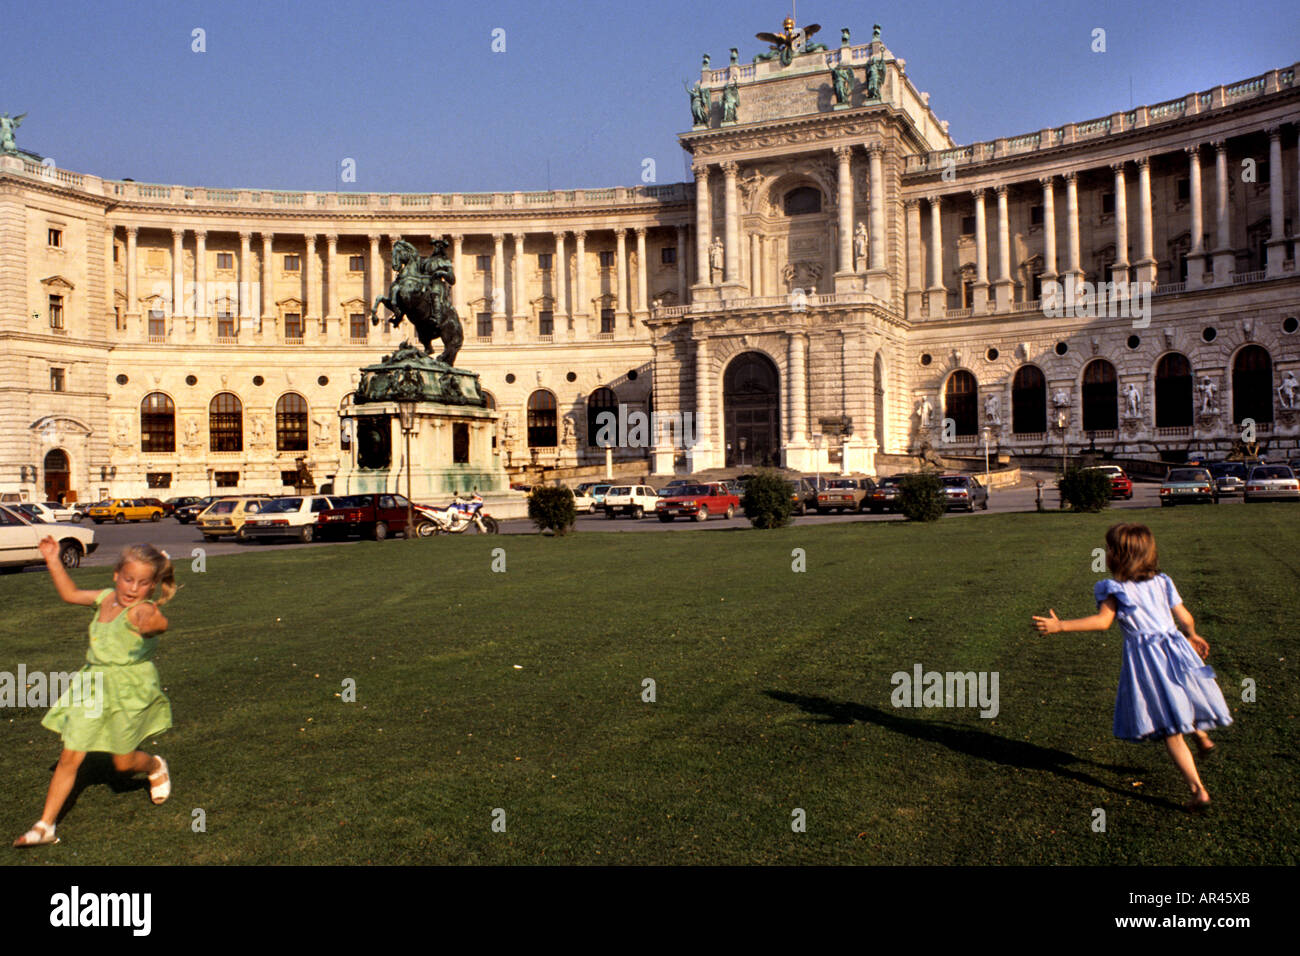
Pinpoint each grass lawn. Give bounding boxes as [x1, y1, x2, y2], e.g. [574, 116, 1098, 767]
[2, 505, 1296, 865]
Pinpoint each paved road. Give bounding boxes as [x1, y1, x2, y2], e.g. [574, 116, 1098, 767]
[28, 470, 1244, 570]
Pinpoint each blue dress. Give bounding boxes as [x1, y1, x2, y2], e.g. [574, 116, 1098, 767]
[1094, 573, 1233, 741]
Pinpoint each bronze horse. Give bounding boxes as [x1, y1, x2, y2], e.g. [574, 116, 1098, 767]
[371, 239, 464, 365]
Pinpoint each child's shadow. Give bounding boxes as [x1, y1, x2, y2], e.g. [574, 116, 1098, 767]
[53, 753, 150, 824]
[765, 690, 1178, 810]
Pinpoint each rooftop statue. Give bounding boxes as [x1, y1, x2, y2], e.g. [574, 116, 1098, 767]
[831, 62, 855, 105]
[866, 54, 886, 99]
[722, 79, 739, 123]
[683, 80, 710, 126]
[755, 17, 826, 67]
[1, 112, 27, 154]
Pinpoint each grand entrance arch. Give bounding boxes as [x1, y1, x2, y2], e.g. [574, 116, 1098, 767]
[44, 449, 70, 502]
[723, 351, 781, 467]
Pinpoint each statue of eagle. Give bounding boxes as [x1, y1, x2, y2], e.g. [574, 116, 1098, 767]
[755, 18, 823, 66]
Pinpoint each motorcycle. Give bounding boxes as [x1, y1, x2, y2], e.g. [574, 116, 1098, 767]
[414, 494, 499, 535]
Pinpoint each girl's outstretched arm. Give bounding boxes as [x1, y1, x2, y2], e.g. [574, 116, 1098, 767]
[38, 536, 100, 606]
[1033, 596, 1118, 633]
[1172, 603, 1210, 659]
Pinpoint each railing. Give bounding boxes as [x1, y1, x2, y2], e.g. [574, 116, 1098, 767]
[1088, 430, 1117, 440]
[1156, 427, 1193, 436]
[284, 336, 304, 345]
[1233, 270, 1266, 283]
[215, 335, 238, 344]
[337, 194, 369, 206]
[272, 192, 304, 205]
[1153, 281, 1186, 295]
[148, 334, 167, 343]
[206, 189, 239, 203]
[594, 332, 615, 340]
[945, 307, 972, 318]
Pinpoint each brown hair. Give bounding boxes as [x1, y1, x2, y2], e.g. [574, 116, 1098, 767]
[1104, 523, 1161, 582]
[114, 543, 179, 606]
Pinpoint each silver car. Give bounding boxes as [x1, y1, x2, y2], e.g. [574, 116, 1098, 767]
[1207, 461, 1248, 496]
[1244, 465, 1300, 503]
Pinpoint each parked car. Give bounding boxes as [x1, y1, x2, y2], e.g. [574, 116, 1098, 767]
[941, 475, 989, 512]
[1185, 451, 1213, 467]
[1082, 464, 1134, 500]
[1207, 461, 1249, 497]
[32, 501, 80, 522]
[15, 504, 51, 524]
[866, 475, 907, 513]
[1243, 464, 1300, 503]
[175, 496, 219, 524]
[1160, 468, 1219, 505]
[590, 484, 613, 508]
[655, 482, 740, 521]
[88, 498, 164, 524]
[163, 496, 203, 516]
[0, 504, 97, 571]
[781, 478, 821, 516]
[816, 477, 877, 513]
[603, 485, 659, 519]
[661, 479, 692, 493]
[241, 495, 337, 543]
[139, 497, 170, 515]
[568, 487, 599, 513]
[196, 496, 268, 540]
[316, 493, 415, 539]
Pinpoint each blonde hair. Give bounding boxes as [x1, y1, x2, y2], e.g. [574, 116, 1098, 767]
[1104, 523, 1161, 583]
[114, 543, 179, 606]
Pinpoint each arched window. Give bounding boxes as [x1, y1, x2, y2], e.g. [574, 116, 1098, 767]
[1155, 353, 1193, 428]
[140, 392, 175, 452]
[944, 370, 978, 436]
[586, 387, 618, 447]
[276, 393, 309, 451]
[1011, 366, 1047, 434]
[783, 186, 822, 216]
[209, 392, 243, 452]
[527, 390, 557, 447]
[1081, 360, 1118, 432]
[1233, 345, 1273, 424]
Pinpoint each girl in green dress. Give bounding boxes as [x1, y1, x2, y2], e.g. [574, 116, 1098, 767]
[13, 538, 177, 848]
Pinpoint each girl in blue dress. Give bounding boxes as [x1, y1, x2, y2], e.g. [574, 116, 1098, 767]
[1033, 523, 1232, 811]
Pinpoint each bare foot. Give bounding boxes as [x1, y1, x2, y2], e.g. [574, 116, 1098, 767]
[1194, 732, 1215, 755]
[1184, 787, 1211, 812]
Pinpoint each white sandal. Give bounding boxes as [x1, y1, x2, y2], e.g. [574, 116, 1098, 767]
[13, 820, 58, 847]
[148, 756, 171, 805]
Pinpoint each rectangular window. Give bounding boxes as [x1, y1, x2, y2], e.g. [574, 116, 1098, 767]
[538, 253, 552, 270]
[349, 255, 365, 271]
[216, 252, 234, 270]
[598, 251, 615, 268]
[539, 310, 553, 335]
[285, 313, 303, 339]
[113, 245, 119, 262]
[1101, 193, 1115, 215]
[1029, 205, 1044, 226]
[284, 254, 300, 272]
[281, 470, 298, 487]
[661, 247, 676, 264]
[476, 255, 491, 272]
[453, 422, 469, 464]
[48, 228, 62, 247]
[148, 309, 166, 337]
[146, 472, 172, 489]
[350, 313, 367, 340]
[215, 471, 239, 488]
[477, 312, 493, 337]
[960, 215, 976, 235]
[1176, 178, 1190, 202]
[51, 368, 65, 391]
[600, 308, 615, 333]
[48, 295, 65, 329]
[217, 312, 235, 338]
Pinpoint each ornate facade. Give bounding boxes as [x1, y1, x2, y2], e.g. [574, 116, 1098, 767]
[2, 26, 1298, 502]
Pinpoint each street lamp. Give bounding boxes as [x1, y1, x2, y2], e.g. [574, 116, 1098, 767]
[397, 400, 417, 539]
[813, 433, 823, 489]
[981, 426, 991, 493]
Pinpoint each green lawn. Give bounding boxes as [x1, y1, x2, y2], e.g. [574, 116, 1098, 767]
[3, 506, 1296, 865]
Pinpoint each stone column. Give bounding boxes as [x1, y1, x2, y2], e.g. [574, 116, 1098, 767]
[693, 164, 712, 287]
[1185, 146, 1206, 288]
[868, 145, 886, 270]
[1266, 127, 1286, 276]
[367, 234, 382, 327]
[1040, 177, 1057, 282]
[1111, 163, 1129, 285]
[788, 332, 807, 444]
[722, 160, 741, 287]
[993, 185, 1013, 311]
[125, 226, 138, 322]
[238, 232, 252, 325]
[492, 233, 506, 340]
[304, 233, 319, 332]
[554, 231, 568, 328]
[676, 225, 688, 303]
[972, 189, 988, 312]
[513, 233, 526, 322]
[1134, 158, 1156, 285]
[634, 226, 648, 315]
[451, 235, 465, 317]
[692, 337, 713, 465]
[926, 195, 945, 314]
[615, 228, 629, 322]
[834, 146, 854, 279]
[573, 231, 587, 325]
[104, 226, 115, 320]
[171, 229, 185, 317]
[325, 234, 339, 327]
[905, 199, 923, 316]
[1063, 172, 1084, 299]
[260, 233, 274, 331]
[750, 232, 761, 295]
[1211, 140, 1233, 283]
[193, 230, 207, 322]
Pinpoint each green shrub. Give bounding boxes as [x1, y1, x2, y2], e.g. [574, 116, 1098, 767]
[1057, 467, 1112, 512]
[528, 485, 577, 535]
[741, 469, 795, 529]
[898, 471, 946, 522]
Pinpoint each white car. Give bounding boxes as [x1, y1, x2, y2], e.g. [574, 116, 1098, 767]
[240, 495, 337, 542]
[0, 505, 98, 571]
[603, 485, 659, 519]
[27, 502, 81, 523]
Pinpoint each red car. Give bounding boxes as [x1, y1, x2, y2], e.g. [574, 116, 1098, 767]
[1083, 465, 1133, 500]
[654, 482, 740, 522]
[316, 493, 414, 540]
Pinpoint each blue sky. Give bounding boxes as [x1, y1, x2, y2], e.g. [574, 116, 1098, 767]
[4, 0, 1295, 192]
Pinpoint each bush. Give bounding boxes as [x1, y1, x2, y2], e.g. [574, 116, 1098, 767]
[741, 469, 795, 529]
[1057, 467, 1112, 512]
[528, 485, 577, 535]
[898, 471, 947, 522]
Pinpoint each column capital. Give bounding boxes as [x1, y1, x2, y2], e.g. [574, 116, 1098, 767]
[905, 197, 922, 209]
[238, 231, 252, 241]
[1211, 139, 1227, 153]
[513, 232, 526, 242]
[492, 232, 505, 243]
[261, 231, 274, 243]
[1062, 171, 1078, 185]
[1134, 155, 1150, 169]
[325, 233, 339, 245]
[971, 187, 986, 200]
[1038, 176, 1054, 188]
[928, 194, 942, 208]
[833, 144, 854, 161]
[1109, 161, 1127, 174]
[573, 230, 586, 243]
[866, 143, 885, 157]
[720, 159, 739, 176]
[171, 228, 185, 240]
[1265, 125, 1281, 140]
[692, 163, 710, 181]
[125, 226, 138, 238]
[304, 232, 318, 242]
[994, 184, 1008, 197]
[634, 226, 647, 237]
[194, 229, 207, 241]
[368, 233, 381, 244]
[1183, 143, 1202, 158]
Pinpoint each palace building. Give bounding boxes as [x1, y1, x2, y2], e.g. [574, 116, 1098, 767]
[2, 24, 1298, 503]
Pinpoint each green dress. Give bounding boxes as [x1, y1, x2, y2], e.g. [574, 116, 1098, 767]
[41, 589, 172, 754]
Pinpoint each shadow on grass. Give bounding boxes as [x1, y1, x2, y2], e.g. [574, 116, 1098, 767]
[52, 753, 150, 825]
[766, 690, 1179, 810]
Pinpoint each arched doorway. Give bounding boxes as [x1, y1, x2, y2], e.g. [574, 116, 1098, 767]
[44, 449, 70, 502]
[1155, 353, 1193, 428]
[944, 370, 978, 436]
[1012, 365, 1047, 434]
[1081, 360, 1118, 432]
[1232, 345, 1273, 425]
[723, 351, 780, 467]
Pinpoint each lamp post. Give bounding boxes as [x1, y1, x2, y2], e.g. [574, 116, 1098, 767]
[813, 433, 823, 489]
[982, 426, 991, 493]
[397, 400, 417, 539]
[739, 436, 748, 467]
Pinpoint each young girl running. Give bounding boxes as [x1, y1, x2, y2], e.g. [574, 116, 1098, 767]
[1032, 522, 1232, 811]
[13, 538, 176, 847]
